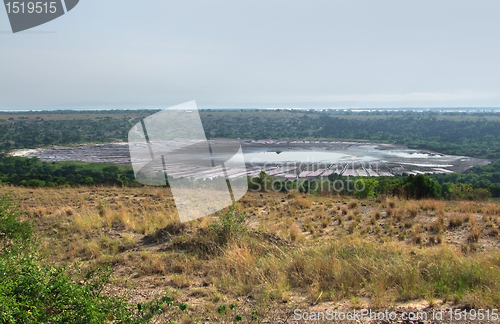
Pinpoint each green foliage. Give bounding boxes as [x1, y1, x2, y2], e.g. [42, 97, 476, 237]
[216, 303, 242, 322]
[442, 183, 491, 200]
[248, 171, 271, 192]
[402, 174, 442, 199]
[377, 174, 442, 199]
[432, 160, 500, 198]
[248, 173, 442, 200]
[2, 110, 500, 197]
[0, 262, 137, 324]
[217, 305, 226, 314]
[0, 112, 148, 152]
[209, 205, 246, 243]
[318, 114, 500, 159]
[355, 177, 378, 198]
[0, 194, 32, 250]
[0, 194, 183, 324]
[136, 295, 187, 323]
[0, 156, 138, 187]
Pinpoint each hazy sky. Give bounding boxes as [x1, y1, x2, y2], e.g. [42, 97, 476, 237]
[1, 0, 500, 110]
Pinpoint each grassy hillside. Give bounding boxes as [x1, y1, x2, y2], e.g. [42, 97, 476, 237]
[3, 186, 500, 322]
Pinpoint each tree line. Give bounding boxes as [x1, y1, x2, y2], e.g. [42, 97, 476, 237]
[0, 156, 137, 187]
[1, 110, 500, 197]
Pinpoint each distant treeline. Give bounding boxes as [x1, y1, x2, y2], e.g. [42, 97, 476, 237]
[1, 110, 500, 197]
[0, 115, 145, 151]
[249, 166, 498, 200]
[2, 110, 500, 160]
[0, 156, 137, 187]
[199, 111, 500, 159]
[318, 116, 500, 159]
[431, 160, 500, 198]
[1, 155, 499, 199]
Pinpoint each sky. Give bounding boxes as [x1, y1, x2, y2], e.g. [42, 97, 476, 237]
[1, 0, 500, 110]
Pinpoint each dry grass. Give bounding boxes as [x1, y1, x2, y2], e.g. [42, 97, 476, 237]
[4, 185, 500, 312]
[455, 201, 482, 214]
[392, 207, 404, 222]
[212, 237, 500, 308]
[427, 235, 442, 246]
[289, 223, 304, 242]
[431, 216, 445, 233]
[449, 214, 465, 228]
[483, 203, 500, 215]
[468, 227, 481, 243]
[292, 197, 312, 209]
[348, 201, 358, 209]
[412, 226, 422, 244]
[420, 200, 444, 213]
[406, 201, 419, 218]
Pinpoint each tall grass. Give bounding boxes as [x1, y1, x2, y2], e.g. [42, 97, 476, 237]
[211, 237, 500, 308]
[5, 186, 500, 311]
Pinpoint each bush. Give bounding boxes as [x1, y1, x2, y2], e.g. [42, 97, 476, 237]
[443, 183, 492, 201]
[210, 204, 246, 244]
[0, 193, 179, 324]
[355, 177, 378, 199]
[0, 194, 32, 250]
[404, 175, 442, 199]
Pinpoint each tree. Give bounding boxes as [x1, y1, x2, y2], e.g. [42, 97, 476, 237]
[403, 174, 442, 199]
[355, 177, 378, 198]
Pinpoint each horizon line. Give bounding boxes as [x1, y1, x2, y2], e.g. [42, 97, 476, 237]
[1, 107, 500, 113]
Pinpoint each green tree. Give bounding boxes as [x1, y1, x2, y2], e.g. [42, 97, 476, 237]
[403, 174, 442, 199]
[355, 177, 378, 198]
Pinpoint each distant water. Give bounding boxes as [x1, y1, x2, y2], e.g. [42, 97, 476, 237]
[9, 141, 490, 179]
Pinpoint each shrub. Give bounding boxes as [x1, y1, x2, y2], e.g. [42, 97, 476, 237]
[289, 223, 301, 241]
[293, 197, 312, 209]
[354, 177, 378, 199]
[444, 183, 492, 201]
[210, 204, 247, 244]
[0, 194, 32, 250]
[404, 175, 442, 199]
[412, 226, 422, 244]
[0, 193, 177, 323]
